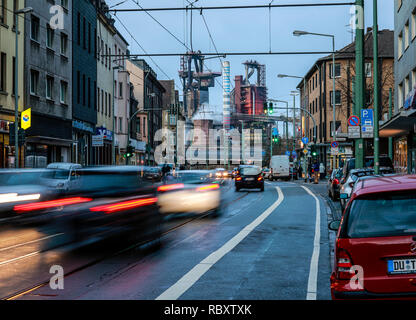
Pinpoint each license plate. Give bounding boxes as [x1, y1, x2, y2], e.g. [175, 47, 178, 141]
[246, 178, 254, 181]
[387, 259, 416, 274]
[340, 193, 348, 199]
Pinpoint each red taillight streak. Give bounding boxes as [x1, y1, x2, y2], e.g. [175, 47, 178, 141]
[14, 197, 92, 212]
[196, 184, 220, 192]
[257, 176, 263, 181]
[157, 183, 184, 192]
[90, 197, 158, 213]
[236, 177, 242, 181]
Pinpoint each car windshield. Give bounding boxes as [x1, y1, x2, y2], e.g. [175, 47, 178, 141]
[240, 167, 261, 175]
[0, 172, 44, 186]
[175, 172, 209, 184]
[42, 169, 70, 180]
[347, 193, 416, 238]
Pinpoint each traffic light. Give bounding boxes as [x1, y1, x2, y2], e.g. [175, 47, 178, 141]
[124, 145, 135, 158]
[263, 102, 268, 114]
[268, 102, 274, 115]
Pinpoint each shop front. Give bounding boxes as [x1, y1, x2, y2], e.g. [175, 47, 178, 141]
[93, 127, 113, 165]
[72, 120, 95, 166]
[0, 115, 18, 168]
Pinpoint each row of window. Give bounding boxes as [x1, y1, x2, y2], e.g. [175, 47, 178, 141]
[308, 91, 341, 115]
[29, 69, 68, 104]
[398, 68, 416, 109]
[397, 9, 416, 59]
[0, 52, 15, 93]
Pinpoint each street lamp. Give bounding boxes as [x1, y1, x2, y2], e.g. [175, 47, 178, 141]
[14, 7, 33, 168]
[293, 29, 336, 169]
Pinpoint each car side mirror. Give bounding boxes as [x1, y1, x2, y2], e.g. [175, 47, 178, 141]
[328, 220, 341, 231]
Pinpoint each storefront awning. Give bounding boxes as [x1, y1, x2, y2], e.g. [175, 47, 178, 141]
[379, 109, 416, 138]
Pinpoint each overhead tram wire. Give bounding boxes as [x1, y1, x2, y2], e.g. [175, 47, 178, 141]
[108, 2, 356, 13]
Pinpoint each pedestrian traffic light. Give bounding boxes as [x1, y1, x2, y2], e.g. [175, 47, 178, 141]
[263, 102, 268, 114]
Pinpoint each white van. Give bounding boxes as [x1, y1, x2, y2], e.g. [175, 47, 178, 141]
[43, 163, 82, 192]
[269, 155, 290, 181]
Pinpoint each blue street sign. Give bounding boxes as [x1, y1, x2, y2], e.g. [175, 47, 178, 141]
[361, 109, 374, 126]
[331, 141, 339, 148]
[292, 151, 297, 158]
[272, 127, 279, 135]
[348, 115, 360, 127]
[285, 151, 291, 156]
[301, 137, 309, 144]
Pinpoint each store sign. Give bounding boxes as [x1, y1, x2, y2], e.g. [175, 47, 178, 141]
[73, 120, 94, 133]
[92, 135, 104, 147]
[96, 127, 113, 141]
[0, 120, 10, 133]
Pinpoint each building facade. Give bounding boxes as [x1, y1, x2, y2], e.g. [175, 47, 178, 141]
[72, 0, 97, 166]
[23, 0, 73, 167]
[381, 0, 416, 174]
[0, 0, 25, 167]
[299, 29, 394, 171]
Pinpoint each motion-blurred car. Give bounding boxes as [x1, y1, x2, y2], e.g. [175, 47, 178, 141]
[157, 170, 223, 217]
[235, 165, 264, 192]
[13, 166, 163, 245]
[42, 163, 82, 193]
[215, 168, 228, 180]
[330, 175, 416, 299]
[0, 169, 58, 221]
[327, 168, 343, 200]
[143, 166, 162, 182]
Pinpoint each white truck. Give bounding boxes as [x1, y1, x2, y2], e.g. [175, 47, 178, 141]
[269, 155, 290, 181]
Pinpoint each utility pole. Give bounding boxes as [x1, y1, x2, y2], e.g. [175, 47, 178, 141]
[354, 0, 365, 169]
[373, 0, 380, 174]
[388, 88, 393, 160]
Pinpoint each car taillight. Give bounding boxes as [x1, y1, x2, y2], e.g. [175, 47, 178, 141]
[236, 177, 242, 181]
[196, 184, 220, 192]
[257, 176, 263, 181]
[157, 183, 184, 192]
[90, 197, 158, 214]
[333, 178, 339, 185]
[14, 197, 92, 213]
[336, 247, 354, 280]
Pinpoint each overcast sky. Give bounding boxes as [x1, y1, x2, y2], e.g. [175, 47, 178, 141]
[108, 0, 394, 119]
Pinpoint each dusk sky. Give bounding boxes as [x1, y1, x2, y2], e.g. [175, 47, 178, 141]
[108, 0, 394, 122]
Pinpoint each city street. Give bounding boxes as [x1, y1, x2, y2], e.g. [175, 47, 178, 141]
[0, 179, 336, 300]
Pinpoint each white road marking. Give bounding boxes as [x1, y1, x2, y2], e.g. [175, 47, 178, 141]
[0, 251, 40, 266]
[302, 186, 321, 300]
[156, 186, 285, 300]
[0, 233, 64, 252]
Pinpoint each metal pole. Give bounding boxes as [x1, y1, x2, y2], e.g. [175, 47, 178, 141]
[14, 13, 19, 168]
[112, 67, 117, 165]
[388, 88, 393, 161]
[373, 0, 380, 174]
[241, 121, 244, 164]
[332, 36, 336, 170]
[355, 0, 365, 169]
[292, 94, 296, 154]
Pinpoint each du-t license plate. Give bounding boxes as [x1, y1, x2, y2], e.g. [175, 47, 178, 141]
[387, 259, 416, 274]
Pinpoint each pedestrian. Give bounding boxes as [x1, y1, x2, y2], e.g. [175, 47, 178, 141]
[313, 161, 320, 184]
[307, 163, 313, 183]
[319, 163, 325, 180]
[161, 163, 171, 183]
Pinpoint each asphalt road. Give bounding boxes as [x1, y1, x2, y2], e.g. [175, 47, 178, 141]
[0, 178, 337, 300]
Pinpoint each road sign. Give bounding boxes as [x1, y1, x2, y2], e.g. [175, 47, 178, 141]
[348, 126, 361, 139]
[361, 125, 374, 138]
[285, 151, 291, 156]
[331, 147, 339, 156]
[301, 137, 309, 144]
[21, 108, 31, 130]
[331, 141, 339, 148]
[348, 115, 360, 127]
[303, 149, 308, 155]
[272, 127, 279, 135]
[361, 109, 374, 126]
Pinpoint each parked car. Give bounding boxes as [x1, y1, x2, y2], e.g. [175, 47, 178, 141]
[340, 167, 395, 212]
[341, 155, 394, 184]
[329, 175, 416, 299]
[262, 168, 271, 180]
[270, 155, 290, 181]
[143, 166, 162, 182]
[327, 168, 343, 200]
[157, 170, 223, 217]
[43, 163, 82, 193]
[235, 165, 264, 192]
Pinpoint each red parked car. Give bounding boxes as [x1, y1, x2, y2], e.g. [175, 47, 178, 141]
[330, 175, 416, 299]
